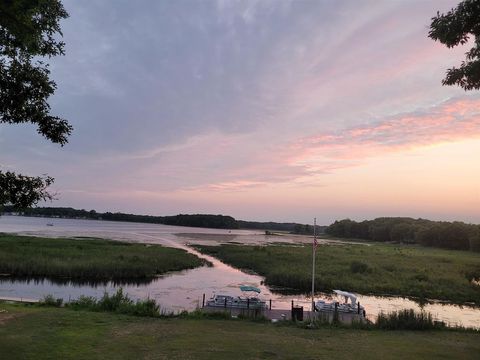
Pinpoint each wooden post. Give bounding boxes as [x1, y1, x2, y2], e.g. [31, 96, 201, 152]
[269, 299, 272, 310]
[202, 293, 205, 308]
[357, 301, 360, 314]
[334, 302, 338, 323]
[291, 300, 294, 310]
[224, 297, 227, 308]
[247, 298, 250, 309]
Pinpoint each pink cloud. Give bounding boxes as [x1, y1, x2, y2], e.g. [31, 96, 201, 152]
[289, 96, 480, 166]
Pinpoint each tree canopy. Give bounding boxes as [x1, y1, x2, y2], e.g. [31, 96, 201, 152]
[0, 0, 70, 209]
[429, 0, 480, 90]
[326, 217, 480, 252]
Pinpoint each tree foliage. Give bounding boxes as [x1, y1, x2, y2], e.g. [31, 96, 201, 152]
[326, 217, 480, 252]
[0, 171, 54, 209]
[429, 0, 480, 90]
[0, 0, 70, 209]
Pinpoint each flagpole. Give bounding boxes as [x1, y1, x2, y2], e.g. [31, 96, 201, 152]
[311, 217, 316, 313]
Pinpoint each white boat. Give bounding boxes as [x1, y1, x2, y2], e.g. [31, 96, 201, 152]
[206, 294, 267, 309]
[315, 290, 365, 315]
[206, 286, 267, 310]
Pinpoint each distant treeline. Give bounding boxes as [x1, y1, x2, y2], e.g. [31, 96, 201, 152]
[1, 206, 319, 232]
[326, 217, 480, 252]
[2, 206, 238, 229]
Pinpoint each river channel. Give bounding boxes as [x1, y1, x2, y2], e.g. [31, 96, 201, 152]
[0, 216, 479, 328]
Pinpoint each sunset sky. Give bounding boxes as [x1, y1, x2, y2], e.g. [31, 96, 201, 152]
[2, 0, 479, 224]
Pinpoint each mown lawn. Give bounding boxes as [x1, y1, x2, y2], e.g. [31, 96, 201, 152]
[0, 303, 479, 359]
[196, 243, 480, 304]
[0, 234, 206, 281]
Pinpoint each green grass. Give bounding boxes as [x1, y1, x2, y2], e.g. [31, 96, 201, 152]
[195, 243, 480, 304]
[0, 303, 479, 359]
[0, 234, 206, 281]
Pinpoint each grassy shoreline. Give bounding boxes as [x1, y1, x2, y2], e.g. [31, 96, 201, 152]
[195, 243, 480, 304]
[0, 234, 206, 281]
[0, 303, 479, 359]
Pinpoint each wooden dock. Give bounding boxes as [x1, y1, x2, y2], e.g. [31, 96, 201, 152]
[202, 306, 365, 324]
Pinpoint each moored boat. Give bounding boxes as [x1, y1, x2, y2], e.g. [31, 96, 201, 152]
[206, 294, 267, 309]
[315, 290, 365, 315]
[206, 286, 267, 309]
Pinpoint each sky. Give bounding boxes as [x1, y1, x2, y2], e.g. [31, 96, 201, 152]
[1, 0, 479, 225]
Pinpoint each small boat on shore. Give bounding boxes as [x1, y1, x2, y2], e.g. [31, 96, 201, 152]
[315, 290, 365, 315]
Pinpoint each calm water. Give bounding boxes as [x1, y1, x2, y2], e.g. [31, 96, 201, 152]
[1, 216, 479, 328]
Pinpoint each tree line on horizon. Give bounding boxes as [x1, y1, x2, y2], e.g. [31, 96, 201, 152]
[0, 206, 323, 233]
[326, 217, 480, 252]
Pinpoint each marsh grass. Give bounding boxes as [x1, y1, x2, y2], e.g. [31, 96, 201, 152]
[376, 309, 442, 330]
[66, 289, 164, 317]
[0, 234, 206, 281]
[299, 309, 468, 332]
[195, 243, 480, 304]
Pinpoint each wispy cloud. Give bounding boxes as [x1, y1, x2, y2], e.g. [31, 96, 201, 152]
[289, 96, 480, 168]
